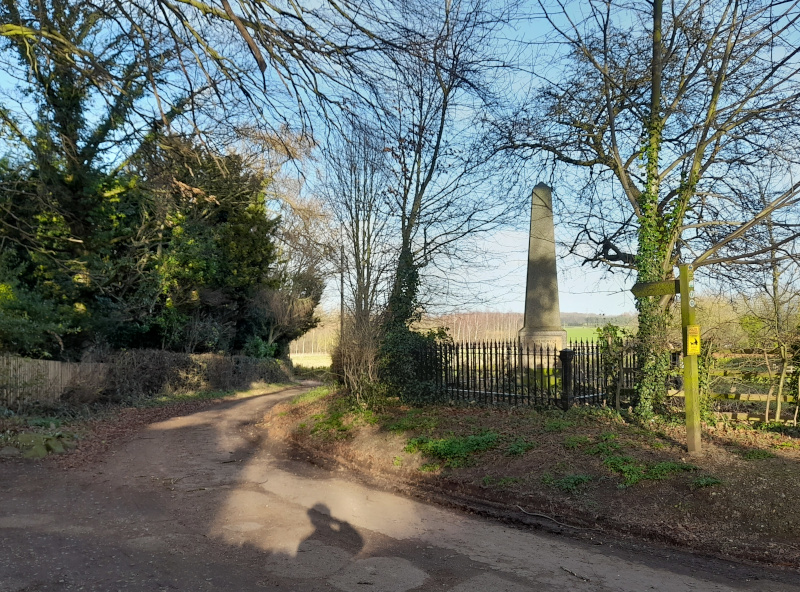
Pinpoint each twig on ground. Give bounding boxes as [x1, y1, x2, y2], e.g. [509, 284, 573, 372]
[515, 505, 601, 532]
[561, 566, 590, 581]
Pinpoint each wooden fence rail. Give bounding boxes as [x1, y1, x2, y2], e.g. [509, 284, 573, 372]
[0, 356, 107, 409]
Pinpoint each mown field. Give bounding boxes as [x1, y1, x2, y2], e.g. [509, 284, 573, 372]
[289, 352, 333, 368]
[288, 327, 604, 370]
[565, 326, 602, 342]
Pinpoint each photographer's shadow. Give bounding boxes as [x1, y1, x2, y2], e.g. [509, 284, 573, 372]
[265, 503, 364, 580]
[304, 503, 364, 552]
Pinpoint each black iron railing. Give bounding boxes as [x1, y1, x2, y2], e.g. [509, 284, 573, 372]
[413, 339, 637, 409]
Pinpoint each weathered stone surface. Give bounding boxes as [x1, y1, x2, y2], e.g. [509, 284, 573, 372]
[518, 328, 568, 351]
[519, 183, 567, 350]
[0, 446, 20, 458]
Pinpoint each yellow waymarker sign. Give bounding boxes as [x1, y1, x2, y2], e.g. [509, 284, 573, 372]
[686, 325, 701, 356]
[631, 265, 702, 454]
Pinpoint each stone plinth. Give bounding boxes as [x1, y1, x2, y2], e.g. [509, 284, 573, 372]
[519, 328, 568, 352]
[518, 183, 567, 351]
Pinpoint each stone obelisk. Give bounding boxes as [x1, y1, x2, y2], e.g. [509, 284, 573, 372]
[518, 183, 567, 350]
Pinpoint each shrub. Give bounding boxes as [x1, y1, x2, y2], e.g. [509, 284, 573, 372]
[378, 326, 447, 404]
[106, 350, 290, 402]
[242, 336, 278, 359]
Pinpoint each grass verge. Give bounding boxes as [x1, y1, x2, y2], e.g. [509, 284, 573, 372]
[265, 387, 800, 568]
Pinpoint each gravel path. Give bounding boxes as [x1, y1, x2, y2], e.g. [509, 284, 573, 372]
[1, 385, 799, 591]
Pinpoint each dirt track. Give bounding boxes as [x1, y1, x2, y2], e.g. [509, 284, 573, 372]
[2, 385, 799, 591]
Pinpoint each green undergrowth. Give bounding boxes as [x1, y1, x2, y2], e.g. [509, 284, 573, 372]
[556, 430, 697, 487]
[405, 431, 500, 468]
[692, 475, 723, 489]
[602, 455, 697, 487]
[542, 473, 593, 493]
[279, 388, 776, 499]
[739, 448, 776, 460]
[291, 385, 333, 406]
[385, 409, 439, 433]
[544, 418, 574, 432]
[563, 435, 590, 449]
[302, 389, 378, 441]
[505, 436, 537, 456]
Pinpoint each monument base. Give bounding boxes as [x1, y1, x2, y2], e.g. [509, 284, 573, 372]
[519, 329, 568, 351]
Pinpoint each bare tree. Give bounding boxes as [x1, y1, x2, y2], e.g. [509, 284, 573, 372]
[320, 116, 396, 330]
[500, 0, 800, 413]
[359, 0, 522, 327]
[713, 165, 800, 422]
[314, 113, 395, 400]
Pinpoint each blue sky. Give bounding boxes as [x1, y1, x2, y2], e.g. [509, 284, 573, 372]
[466, 228, 637, 314]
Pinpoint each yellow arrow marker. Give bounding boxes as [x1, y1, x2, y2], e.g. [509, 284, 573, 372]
[686, 325, 701, 356]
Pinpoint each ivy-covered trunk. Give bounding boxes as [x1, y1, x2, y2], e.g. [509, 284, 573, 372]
[378, 246, 424, 401]
[634, 0, 671, 418]
[635, 167, 671, 417]
[384, 246, 419, 331]
[634, 279, 671, 417]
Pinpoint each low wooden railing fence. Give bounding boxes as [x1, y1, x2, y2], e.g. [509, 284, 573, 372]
[0, 355, 107, 409]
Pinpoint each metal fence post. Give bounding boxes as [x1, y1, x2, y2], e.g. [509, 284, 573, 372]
[559, 349, 575, 411]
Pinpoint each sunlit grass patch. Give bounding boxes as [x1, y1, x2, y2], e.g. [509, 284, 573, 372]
[291, 385, 333, 405]
[385, 409, 439, 433]
[289, 352, 332, 368]
[405, 431, 500, 468]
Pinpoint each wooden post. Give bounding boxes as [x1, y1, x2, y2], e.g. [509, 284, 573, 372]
[632, 270, 702, 454]
[559, 349, 574, 411]
[679, 264, 702, 454]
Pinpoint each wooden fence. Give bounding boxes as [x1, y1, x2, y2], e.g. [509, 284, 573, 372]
[0, 356, 107, 409]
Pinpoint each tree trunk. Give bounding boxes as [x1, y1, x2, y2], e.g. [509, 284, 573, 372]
[764, 350, 774, 423]
[633, 0, 670, 418]
[615, 350, 624, 414]
[775, 344, 787, 422]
